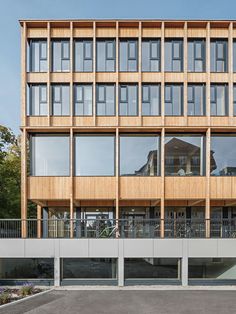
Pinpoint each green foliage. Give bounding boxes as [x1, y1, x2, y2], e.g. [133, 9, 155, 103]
[20, 284, 34, 297]
[0, 290, 10, 305]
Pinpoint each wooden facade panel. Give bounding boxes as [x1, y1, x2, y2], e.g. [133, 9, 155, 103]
[28, 177, 71, 199]
[165, 177, 206, 199]
[164, 28, 184, 37]
[164, 117, 186, 126]
[27, 28, 47, 38]
[210, 73, 229, 82]
[120, 177, 162, 199]
[210, 28, 229, 38]
[187, 28, 207, 37]
[51, 28, 71, 37]
[27, 117, 48, 127]
[119, 28, 139, 37]
[73, 117, 95, 127]
[119, 73, 139, 82]
[187, 73, 207, 82]
[210, 177, 236, 199]
[27, 73, 47, 83]
[142, 116, 162, 126]
[74, 177, 116, 199]
[74, 73, 93, 82]
[96, 27, 116, 37]
[96, 73, 117, 82]
[51, 73, 70, 83]
[119, 117, 142, 126]
[142, 27, 161, 37]
[74, 27, 93, 37]
[51, 117, 72, 126]
[165, 72, 184, 82]
[96, 117, 117, 126]
[210, 117, 230, 127]
[187, 117, 208, 126]
[142, 72, 162, 82]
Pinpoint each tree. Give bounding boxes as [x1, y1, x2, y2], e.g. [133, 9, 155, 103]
[0, 125, 21, 218]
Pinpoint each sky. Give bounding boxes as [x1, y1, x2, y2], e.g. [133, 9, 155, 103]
[0, 0, 236, 134]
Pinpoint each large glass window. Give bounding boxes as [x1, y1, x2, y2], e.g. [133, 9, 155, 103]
[124, 258, 180, 280]
[189, 258, 236, 281]
[30, 135, 70, 176]
[27, 39, 47, 72]
[61, 258, 117, 279]
[233, 84, 236, 116]
[52, 84, 70, 116]
[75, 135, 115, 176]
[165, 84, 183, 116]
[96, 40, 115, 72]
[187, 84, 205, 116]
[119, 84, 138, 116]
[188, 39, 205, 72]
[233, 41, 236, 72]
[142, 39, 161, 72]
[211, 135, 236, 176]
[165, 39, 183, 72]
[0, 258, 54, 279]
[74, 39, 93, 72]
[119, 39, 138, 72]
[74, 84, 92, 116]
[27, 84, 47, 116]
[120, 135, 160, 176]
[142, 84, 160, 116]
[210, 84, 228, 116]
[52, 39, 70, 72]
[165, 134, 205, 176]
[96, 84, 115, 116]
[210, 39, 228, 72]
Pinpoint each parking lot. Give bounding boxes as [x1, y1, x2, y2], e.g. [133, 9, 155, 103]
[1, 289, 236, 314]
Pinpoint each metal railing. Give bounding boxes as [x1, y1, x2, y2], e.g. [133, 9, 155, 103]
[0, 218, 236, 239]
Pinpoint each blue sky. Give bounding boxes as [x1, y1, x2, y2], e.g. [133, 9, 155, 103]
[0, 0, 235, 134]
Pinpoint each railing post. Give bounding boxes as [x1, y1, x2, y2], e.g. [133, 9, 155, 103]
[21, 219, 27, 238]
[37, 205, 42, 239]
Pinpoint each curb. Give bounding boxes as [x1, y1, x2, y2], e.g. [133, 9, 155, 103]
[0, 288, 53, 309]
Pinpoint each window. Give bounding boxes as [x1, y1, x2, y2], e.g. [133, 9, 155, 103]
[210, 84, 228, 116]
[165, 84, 183, 116]
[0, 258, 54, 279]
[210, 40, 228, 72]
[28, 39, 47, 72]
[52, 84, 70, 116]
[188, 39, 205, 72]
[52, 39, 70, 72]
[233, 41, 236, 72]
[211, 135, 236, 176]
[61, 258, 117, 280]
[165, 39, 183, 72]
[74, 84, 92, 116]
[124, 258, 180, 281]
[119, 84, 138, 116]
[120, 135, 160, 176]
[165, 134, 205, 176]
[96, 40, 115, 72]
[75, 135, 115, 176]
[142, 39, 161, 72]
[142, 84, 161, 116]
[27, 84, 47, 116]
[187, 84, 205, 116]
[96, 84, 115, 116]
[189, 258, 236, 281]
[30, 135, 70, 176]
[234, 85, 236, 115]
[74, 39, 93, 72]
[119, 39, 138, 72]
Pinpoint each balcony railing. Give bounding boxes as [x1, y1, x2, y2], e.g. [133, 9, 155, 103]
[0, 218, 236, 239]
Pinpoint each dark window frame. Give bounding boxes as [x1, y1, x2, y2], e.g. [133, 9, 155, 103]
[119, 84, 138, 116]
[188, 39, 206, 72]
[164, 84, 183, 116]
[96, 84, 116, 116]
[165, 39, 183, 72]
[51, 84, 70, 116]
[27, 83, 47, 116]
[142, 84, 161, 116]
[119, 39, 138, 72]
[210, 84, 228, 116]
[74, 84, 93, 116]
[28, 39, 47, 72]
[210, 39, 228, 73]
[74, 39, 93, 72]
[96, 39, 116, 72]
[51, 39, 70, 72]
[187, 84, 206, 116]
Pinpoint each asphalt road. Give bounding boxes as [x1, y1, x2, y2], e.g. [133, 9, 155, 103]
[1, 290, 236, 314]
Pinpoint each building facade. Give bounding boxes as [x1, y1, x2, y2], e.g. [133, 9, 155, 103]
[2, 19, 236, 286]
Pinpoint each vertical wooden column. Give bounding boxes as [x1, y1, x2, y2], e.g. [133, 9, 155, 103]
[70, 21, 74, 126]
[205, 127, 211, 238]
[206, 22, 211, 123]
[70, 128, 74, 238]
[21, 22, 27, 127]
[161, 22, 165, 126]
[160, 127, 165, 238]
[229, 22, 233, 124]
[116, 21, 119, 126]
[37, 205, 42, 238]
[47, 22, 51, 126]
[115, 128, 119, 236]
[183, 22, 188, 124]
[138, 22, 142, 125]
[93, 22, 96, 126]
[21, 129, 27, 238]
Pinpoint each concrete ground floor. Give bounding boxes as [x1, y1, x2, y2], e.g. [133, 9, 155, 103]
[1, 290, 236, 314]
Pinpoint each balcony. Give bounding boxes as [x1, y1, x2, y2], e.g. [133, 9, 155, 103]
[1, 218, 236, 239]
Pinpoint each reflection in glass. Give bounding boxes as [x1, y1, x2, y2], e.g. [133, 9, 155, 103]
[210, 40, 228, 72]
[30, 135, 70, 176]
[211, 135, 236, 176]
[119, 40, 138, 72]
[74, 84, 92, 116]
[165, 135, 205, 176]
[165, 40, 183, 72]
[52, 40, 70, 72]
[120, 136, 159, 176]
[187, 84, 205, 116]
[189, 258, 236, 280]
[62, 258, 117, 279]
[28, 40, 47, 72]
[96, 84, 115, 115]
[124, 258, 179, 279]
[96, 40, 115, 72]
[142, 40, 160, 72]
[210, 84, 228, 116]
[74, 40, 93, 72]
[165, 84, 183, 116]
[142, 84, 160, 116]
[0, 258, 54, 279]
[188, 40, 205, 72]
[75, 135, 115, 176]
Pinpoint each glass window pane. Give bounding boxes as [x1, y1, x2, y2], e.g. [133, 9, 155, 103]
[52, 41, 61, 72]
[173, 42, 180, 58]
[211, 135, 236, 176]
[62, 85, 70, 115]
[165, 135, 204, 176]
[119, 41, 128, 71]
[85, 42, 92, 59]
[120, 86, 127, 102]
[195, 42, 202, 59]
[62, 41, 69, 59]
[165, 42, 172, 71]
[75, 136, 115, 176]
[129, 42, 136, 59]
[151, 42, 158, 59]
[98, 85, 105, 102]
[107, 41, 114, 59]
[188, 41, 194, 72]
[142, 86, 149, 102]
[128, 85, 138, 115]
[96, 41, 106, 71]
[120, 136, 159, 176]
[31, 135, 70, 176]
[142, 41, 150, 71]
[106, 85, 115, 115]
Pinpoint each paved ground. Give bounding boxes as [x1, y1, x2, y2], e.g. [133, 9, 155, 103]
[1, 290, 236, 314]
